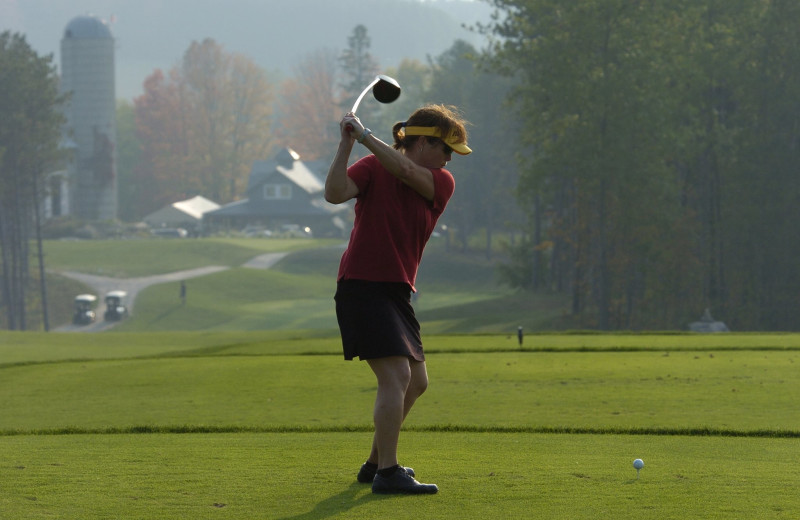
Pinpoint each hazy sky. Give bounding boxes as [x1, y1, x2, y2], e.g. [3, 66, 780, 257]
[1, 0, 495, 100]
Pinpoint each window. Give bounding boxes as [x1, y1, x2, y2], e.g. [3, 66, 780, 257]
[264, 184, 291, 200]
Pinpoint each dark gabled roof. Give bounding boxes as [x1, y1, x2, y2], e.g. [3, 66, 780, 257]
[203, 199, 252, 217]
[204, 196, 344, 218]
[205, 147, 348, 221]
[248, 147, 324, 195]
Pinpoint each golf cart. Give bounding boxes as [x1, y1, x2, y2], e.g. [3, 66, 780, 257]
[103, 290, 129, 321]
[72, 294, 97, 325]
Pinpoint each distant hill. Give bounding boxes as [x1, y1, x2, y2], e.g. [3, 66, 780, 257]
[3, 0, 494, 100]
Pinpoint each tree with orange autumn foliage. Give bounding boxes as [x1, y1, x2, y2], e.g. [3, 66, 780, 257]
[133, 39, 273, 214]
[273, 49, 341, 161]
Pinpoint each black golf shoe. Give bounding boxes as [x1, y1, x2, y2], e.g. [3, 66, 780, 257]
[357, 462, 415, 483]
[372, 466, 438, 495]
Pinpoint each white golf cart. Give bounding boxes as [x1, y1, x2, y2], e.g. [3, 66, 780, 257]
[103, 290, 129, 321]
[72, 294, 97, 325]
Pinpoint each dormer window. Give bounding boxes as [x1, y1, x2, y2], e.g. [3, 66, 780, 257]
[264, 184, 291, 200]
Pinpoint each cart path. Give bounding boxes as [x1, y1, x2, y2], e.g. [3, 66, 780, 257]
[241, 252, 290, 269]
[54, 251, 290, 332]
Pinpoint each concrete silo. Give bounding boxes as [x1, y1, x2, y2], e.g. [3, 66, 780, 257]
[60, 15, 117, 221]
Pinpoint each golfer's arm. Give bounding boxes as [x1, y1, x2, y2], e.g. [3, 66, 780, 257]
[325, 140, 360, 204]
[362, 135, 435, 201]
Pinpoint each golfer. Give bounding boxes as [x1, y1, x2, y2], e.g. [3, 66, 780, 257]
[325, 104, 471, 494]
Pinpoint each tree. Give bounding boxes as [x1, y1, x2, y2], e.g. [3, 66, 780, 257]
[134, 68, 190, 215]
[180, 39, 274, 201]
[372, 58, 431, 134]
[721, 0, 800, 329]
[483, 0, 800, 330]
[485, 1, 701, 328]
[339, 25, 381, 121]
[274, 48, 341, 160]
[116, 100, 142, 222]
[0, 32, 66, 330]
[426, 40, 521, 258]
[133, 39, 274, 215]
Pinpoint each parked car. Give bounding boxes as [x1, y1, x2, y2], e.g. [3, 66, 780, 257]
[278, 224, 313, 238]
[72, 294, 97, 325]
[103, 290, 128, 321]
[241, 225, 273, 238]
[151, 228, 188, 238]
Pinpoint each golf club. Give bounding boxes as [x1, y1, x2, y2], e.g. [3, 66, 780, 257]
[346, 74, 401, 132]
[351, 74, 401, 113]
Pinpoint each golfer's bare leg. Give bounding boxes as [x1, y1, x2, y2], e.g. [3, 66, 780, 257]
[367, 356, 422, 469]
[366, 359, 428, 464]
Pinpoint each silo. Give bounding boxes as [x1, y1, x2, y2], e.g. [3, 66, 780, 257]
[60, 15, 117, 221]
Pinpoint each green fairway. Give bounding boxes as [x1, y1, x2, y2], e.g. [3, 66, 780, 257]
[6, 330, 800, 363]
[1, 349, 798, 433]
[113, 267, 341, 332]
[2, 432, 798, 519]
[1, 332, 799, 518]
[44, 237, 337, 277]
[45, 238, 542, 333]
[82, 243, 534, 334]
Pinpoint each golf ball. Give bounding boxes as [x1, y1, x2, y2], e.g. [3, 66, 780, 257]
[633, 459, 644, 470]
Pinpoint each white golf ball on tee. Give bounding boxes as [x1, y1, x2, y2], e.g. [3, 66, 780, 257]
[633, 458, 644, 470]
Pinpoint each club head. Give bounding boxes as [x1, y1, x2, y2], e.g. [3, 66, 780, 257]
[372, 75, 401, 104]
[349, 74, 402, 116]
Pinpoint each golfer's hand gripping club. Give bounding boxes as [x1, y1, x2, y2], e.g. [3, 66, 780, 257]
[343, 113, 365, 141]
[344, 74, 401, 134]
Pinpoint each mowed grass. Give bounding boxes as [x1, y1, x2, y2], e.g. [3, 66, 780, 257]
[1, 348, 799, 433]
[97, 247, 563, 334]
[45, 237, 552, 334]
[1, 332, 800, 518]
[114, 267, 342, 332]
[99, 244, 558, 334]
[43, 237, 338, 277]
[3, 433, 797, 519]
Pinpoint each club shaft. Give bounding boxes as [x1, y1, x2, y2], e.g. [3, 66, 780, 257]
[350, 77, 380, 113]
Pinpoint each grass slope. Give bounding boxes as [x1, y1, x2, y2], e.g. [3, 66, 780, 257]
[43, 237, 571, 333]
[104, 243, 564, 334]
[114, 267, 341, 332]
[43, 238, 337, 277]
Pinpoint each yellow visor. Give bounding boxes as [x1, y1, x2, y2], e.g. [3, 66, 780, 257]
[403, 126, 472, 155]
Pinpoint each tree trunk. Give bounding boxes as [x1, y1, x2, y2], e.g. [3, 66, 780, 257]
[0, 204, 15, 329]
[532, 191, 542, 290]
[33, 175, 49, 331]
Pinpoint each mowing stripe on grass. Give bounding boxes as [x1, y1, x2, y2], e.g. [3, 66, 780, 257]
[3, 343, 799, 371]
[3, 425, 799, 438]
[427, 345, 800, 354]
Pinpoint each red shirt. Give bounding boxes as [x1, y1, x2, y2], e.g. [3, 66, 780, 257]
[337, 155, 455, 291]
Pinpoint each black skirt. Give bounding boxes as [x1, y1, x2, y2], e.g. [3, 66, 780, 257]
[334, 279, 424, 361]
